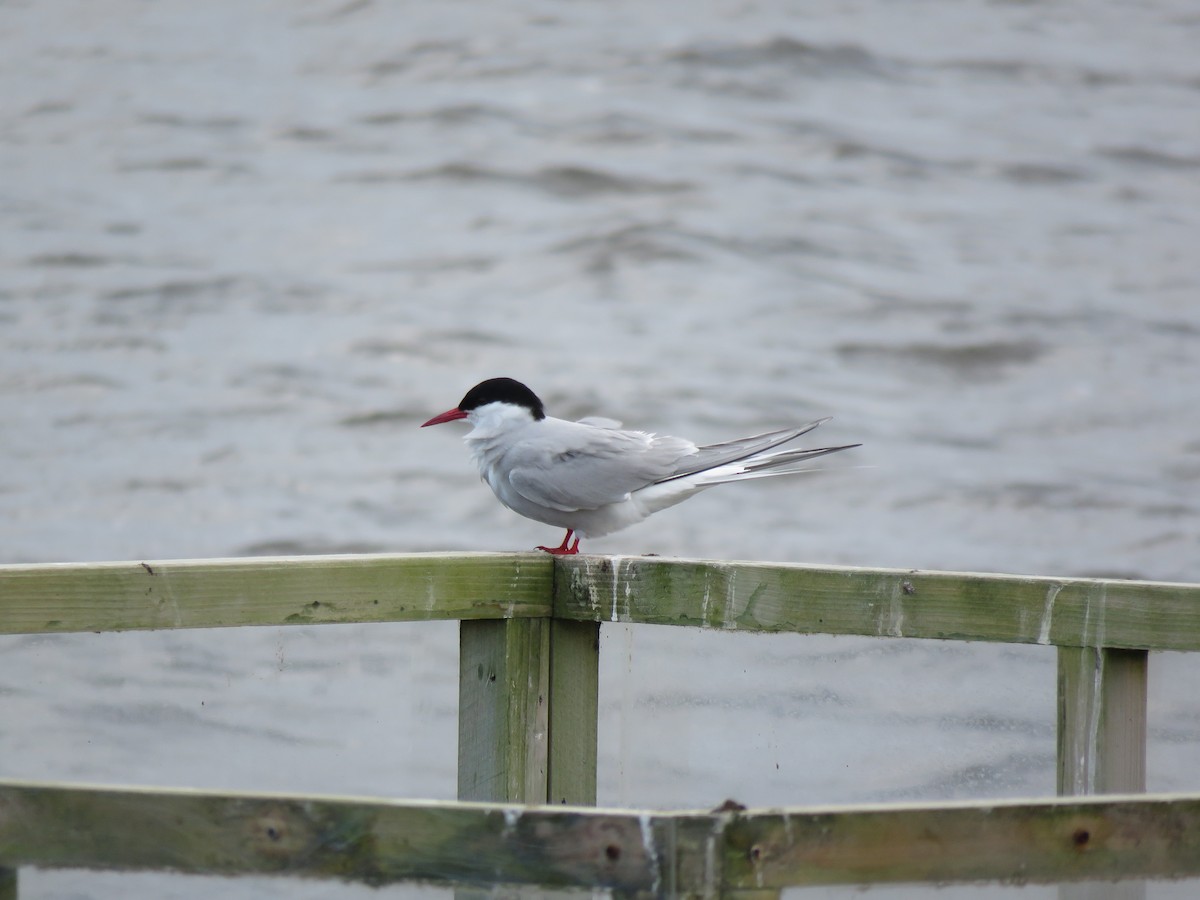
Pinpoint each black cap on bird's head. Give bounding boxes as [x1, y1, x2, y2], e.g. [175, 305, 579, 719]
[421, 377, 546, 427]
[459, 378, 545, 419]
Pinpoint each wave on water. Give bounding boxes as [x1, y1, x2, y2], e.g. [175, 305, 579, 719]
[551, 220, 840, 273]
[668, 36, 894, 79]
[338, 161, 695, 197]
[1097, 145, 1200, 170]
[835, 339, 1048, 382]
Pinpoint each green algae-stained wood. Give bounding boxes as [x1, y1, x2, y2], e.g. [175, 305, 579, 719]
[0, 781, 659, 893]
[1058, 647, 1148, 797]
[547, 618, 600, 806]
[555, 556, 1200, 651]
[719, 794, 1200, 892]
[458, 618, 550, 804]
[457, 618, 599, 806]
[3, 782, 1200, 893]
[0, 553, 552, 635]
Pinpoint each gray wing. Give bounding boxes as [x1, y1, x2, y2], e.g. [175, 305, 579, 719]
[658, 419, 829, 482]
[506, 420, 696, 512]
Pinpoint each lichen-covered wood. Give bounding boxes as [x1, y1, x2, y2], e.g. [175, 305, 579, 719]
[5, 553, 1196, 651]
[555, 556, 1200, 651]
[0, 553, 552, 635]
[720, 793, 1200, 891]
[0, 780, 658, 893]
[458, 618, 550, 804]
[4, 553, 1199, 896]
[1058, 647, 1148, 797]
[1, 781, 1199, 893]
[547, 619, 600, 806]
[457, 617, 599, 807]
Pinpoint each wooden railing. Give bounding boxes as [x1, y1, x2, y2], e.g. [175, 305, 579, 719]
[2, 553, 1199, 896]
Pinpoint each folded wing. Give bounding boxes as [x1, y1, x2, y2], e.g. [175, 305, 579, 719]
[507, 420, 696, 512]
[504, 417, 856, 513]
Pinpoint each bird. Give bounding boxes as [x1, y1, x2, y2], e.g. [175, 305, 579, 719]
[421, 377, 859, 555]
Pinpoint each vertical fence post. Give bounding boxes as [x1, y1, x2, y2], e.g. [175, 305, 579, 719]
[0, 866, 15, 900]
[1057, 647, 1148, 795]
[547, 618, 599, 805]
[458, 619, 550, 803]
[457, 615, 600, 805]
[1057, 646, 1149, 900]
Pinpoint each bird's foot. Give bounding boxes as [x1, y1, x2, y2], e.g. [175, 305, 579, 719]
[536, 530, 580, 555]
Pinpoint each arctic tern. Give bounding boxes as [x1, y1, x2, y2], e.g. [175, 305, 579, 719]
[421, 377, 859, 555]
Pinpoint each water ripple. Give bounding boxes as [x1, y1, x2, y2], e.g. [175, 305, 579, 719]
[339, 161, 695, 197]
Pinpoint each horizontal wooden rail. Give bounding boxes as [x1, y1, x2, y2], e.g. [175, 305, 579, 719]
[0, 553, 551, 635]
[4, 553, 1198, 651]
[555, 556, 1200, 651]
[3, 554, 1199, 895]
[0, 781, 1198, 894]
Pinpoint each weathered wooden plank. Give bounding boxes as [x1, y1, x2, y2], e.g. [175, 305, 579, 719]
[0, 866, 14, 900]
[458, 619, 550, 803]
[547, 619, 600, 806]
[456, 616, 597, 810]
[0, 781, 657, 893]
[719, 794, 1200, 891]
[7, 552, 1196, 649]
[1057, 647, 1150, 900]
[0, 553, 551, 635]
[2, 782, 1200, 892]
[1058, 648, 1148, 796]
[555, 556, 1200, 650]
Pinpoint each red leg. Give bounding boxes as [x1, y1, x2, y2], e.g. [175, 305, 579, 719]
[537, 529, 580, 555]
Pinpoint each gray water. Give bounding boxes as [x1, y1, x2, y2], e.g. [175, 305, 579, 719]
[3, 1, 1200, 897]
